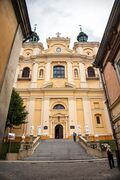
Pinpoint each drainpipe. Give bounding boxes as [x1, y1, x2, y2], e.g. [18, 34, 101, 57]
[99, 68, 120, 169]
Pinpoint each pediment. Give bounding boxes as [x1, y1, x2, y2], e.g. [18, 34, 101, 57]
[44, 44, 72, 54]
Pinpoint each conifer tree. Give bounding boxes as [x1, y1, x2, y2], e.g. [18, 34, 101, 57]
[6, 89, 28, 128]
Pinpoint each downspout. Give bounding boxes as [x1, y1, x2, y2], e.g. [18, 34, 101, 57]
[99, 68, 120, 169]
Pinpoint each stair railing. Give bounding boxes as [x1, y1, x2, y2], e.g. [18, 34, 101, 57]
[18, 136, 40, 160]
[78, 135, 106, 158]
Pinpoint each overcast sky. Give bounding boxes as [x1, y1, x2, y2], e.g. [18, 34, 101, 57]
[26, 0, 114, 48]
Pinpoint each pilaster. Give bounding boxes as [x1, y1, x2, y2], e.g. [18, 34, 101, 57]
[67, 61, 74, 84]
[41, 97, 49, 136]
[79, 62, 87, 88]
[82, 97, 93, 135]
[68, 97, 77, 135]
[30, 63, 38, 88]
[26, 97, 35, 135]
[45, 62, 51, 83]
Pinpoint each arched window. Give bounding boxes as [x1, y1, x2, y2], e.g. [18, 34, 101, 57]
[87, 67, 95, 77]
[53, 104, 65, 109]
[53, 65, 65, 78]
[39, 69, 44, 79]
[74, 68, 78, 78]
[22, 67, 30, 78]
[95, 115, 101, 124]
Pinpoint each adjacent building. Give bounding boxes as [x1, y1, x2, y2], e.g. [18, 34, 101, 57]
[0, 0, 31, 146]
[94, 0, 120, 150]
[12, 29, 113, 141]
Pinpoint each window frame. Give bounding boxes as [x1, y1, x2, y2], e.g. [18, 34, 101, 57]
[53, 104, 65, 110]
[87, 66, 95, 78]
[53, 65, 65, 78]
[22, 67, 30, 78]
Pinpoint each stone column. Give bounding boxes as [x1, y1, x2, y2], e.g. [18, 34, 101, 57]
[67, 61, 74, 84]
[45, 62, 50, 83]
[82, 97, 93, 135]
[68, 97, 77, 135]
[41, 97, 49, 136]
[79, 63, 87, 88]
[31, 63, 38, 88]
[26, 97, 35, 135]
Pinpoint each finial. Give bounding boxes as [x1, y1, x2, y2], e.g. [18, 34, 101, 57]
[79, 25, 82, 32]
[34, 24, 37, 32]
[56, 32, 61, 37]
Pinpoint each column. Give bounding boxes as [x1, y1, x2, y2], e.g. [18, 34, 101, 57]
[79, 63, 87, 88]
[82, 97, 94, 135]
[41, 97, 49, 136]
[67, 61, 74, 84]
[26, 97, 35, 135]
[68, 97, 77, 135]
[30, 63, 38, 88]
[45, 62, 50, 83]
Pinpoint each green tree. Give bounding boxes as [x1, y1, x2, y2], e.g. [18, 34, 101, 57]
[6, 89, 28, 128]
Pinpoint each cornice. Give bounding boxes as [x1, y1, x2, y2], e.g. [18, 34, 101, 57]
[20, 53, 95, 61]
[23, 42, 44, 49]
[16, 87, 104, 93]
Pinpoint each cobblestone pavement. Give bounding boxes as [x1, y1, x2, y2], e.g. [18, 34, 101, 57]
[0, 160, 120, 180]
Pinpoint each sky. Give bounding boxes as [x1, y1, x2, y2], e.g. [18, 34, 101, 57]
[26, 0, 114, 48]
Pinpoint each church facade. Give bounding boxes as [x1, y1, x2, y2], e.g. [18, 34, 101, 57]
[13, 32, 112, 141]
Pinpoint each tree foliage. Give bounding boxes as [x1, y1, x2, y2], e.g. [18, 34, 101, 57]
[6, 89, 28, 127]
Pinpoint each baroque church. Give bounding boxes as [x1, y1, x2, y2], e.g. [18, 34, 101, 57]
[13, 29, 112, 141]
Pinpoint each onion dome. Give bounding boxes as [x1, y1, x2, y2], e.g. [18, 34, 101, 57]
[77, 25, 88, 42]
[29, 24, 39, 42]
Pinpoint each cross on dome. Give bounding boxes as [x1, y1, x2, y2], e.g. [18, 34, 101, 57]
[56, 32, 61, 37]
[79, 25, 82, 32]
[34, 24, 37, 32]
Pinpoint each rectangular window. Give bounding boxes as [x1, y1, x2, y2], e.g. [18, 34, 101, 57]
[53, 66, 65, 78]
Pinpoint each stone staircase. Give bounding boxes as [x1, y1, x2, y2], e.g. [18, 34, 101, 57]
[24, 139, 96, 161]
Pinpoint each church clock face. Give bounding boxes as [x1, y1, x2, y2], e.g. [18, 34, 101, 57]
[56, 47, 61, 53]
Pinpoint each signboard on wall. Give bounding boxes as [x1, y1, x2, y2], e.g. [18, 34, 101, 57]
[8, 133, 15, 140]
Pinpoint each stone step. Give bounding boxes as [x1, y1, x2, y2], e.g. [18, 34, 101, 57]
[24, 139, 96, 161]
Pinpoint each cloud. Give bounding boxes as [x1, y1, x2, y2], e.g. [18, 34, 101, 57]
[26, 0, 114, 48]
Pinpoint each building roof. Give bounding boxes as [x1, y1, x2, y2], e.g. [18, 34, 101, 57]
[94, 0, 120, 68]
[12, 0, 32, 39]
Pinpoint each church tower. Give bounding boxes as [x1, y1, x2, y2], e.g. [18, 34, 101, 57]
[13, 30, 112, 141]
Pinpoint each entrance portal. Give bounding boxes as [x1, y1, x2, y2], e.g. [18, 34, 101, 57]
[55, 124, 63, 139]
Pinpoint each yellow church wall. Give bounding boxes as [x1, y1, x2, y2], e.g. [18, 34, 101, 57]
[74, 80, 80, 88]
[17, 81, 31, 89]
[31, 98, 42, 136]
[76, 99, 84, 134]
[37, 80, 45, 88]
[87, 80, 100, 88]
